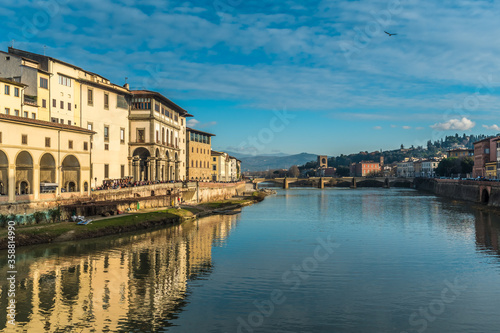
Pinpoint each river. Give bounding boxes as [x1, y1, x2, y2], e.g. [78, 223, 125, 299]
[2, 188, 500, 332]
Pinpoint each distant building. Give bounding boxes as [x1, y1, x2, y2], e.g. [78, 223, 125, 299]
[485, 162, 497, 179]
[421, 160, 439, 178]
[187, 128, 215, 181]
[396, 161, 414, 178]
[350, 161, 381, 177]
[447, 148, 474, 158]
[211, 150, 229, 181]
[473, 137, 498, 178]
[317, 155, 328, 168]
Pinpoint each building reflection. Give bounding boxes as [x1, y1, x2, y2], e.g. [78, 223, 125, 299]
[0, 215, 238, 332]
[474, 210, 500, 255]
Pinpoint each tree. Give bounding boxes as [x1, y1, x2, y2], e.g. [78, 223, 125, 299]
[336, 166, 350, 177]
[435, 158, 461, 177]
[288, 165, 300, 177]
[461, 157, 474, 175]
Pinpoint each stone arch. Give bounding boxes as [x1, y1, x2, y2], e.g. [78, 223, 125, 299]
[62, 155, 80, 192]
[40, 153, 56, 183]
[16, 151, 33, 195]
[132, 147, 151, 181]
[481, 188, 490, 204]
[0, 150, 8, 196]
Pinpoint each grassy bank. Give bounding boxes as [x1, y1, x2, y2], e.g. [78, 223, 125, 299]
[0, 191, 273, 250]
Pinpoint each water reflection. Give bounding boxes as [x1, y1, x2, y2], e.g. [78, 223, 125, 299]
[0, 214, 238, 332]
[475, 210, 500, 255]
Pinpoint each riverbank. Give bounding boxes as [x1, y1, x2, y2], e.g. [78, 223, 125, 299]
[0, 190, 274, 250]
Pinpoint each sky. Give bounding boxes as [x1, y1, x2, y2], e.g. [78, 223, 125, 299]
[2, 0, 500, 156]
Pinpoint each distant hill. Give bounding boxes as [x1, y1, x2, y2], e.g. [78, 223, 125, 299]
[239, 153, 318, 172]
[223, 151, 291, 160]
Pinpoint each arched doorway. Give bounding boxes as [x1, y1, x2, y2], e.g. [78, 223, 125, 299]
[0, 150, 8, 196]
[481, 189, 490, 204]
[16, 151, 33, 195]
[40, 153, 56, 183]
[132, 147, 151, 181]
[62, 155, 80, 192]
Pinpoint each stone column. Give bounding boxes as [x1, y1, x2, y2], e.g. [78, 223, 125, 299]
[128, 158, 133, 180]
[150, 158, 156, 181]
[33, 163, 40, 200]
[8, 164, 15, 203]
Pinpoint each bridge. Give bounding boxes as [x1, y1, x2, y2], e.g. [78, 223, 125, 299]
[252, 177, 414, 189]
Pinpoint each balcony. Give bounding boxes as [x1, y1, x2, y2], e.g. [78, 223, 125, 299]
[24, 95, 38, 106]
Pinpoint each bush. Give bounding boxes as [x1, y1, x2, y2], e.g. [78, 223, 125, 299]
[33, 211, 46, 224]
[0, 214, 7, 228]
[48, 207, 61, 223]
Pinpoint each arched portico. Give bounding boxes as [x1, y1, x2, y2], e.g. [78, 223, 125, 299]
[0, 150, 8, 196]
[132, 147, 151, 181]
[16, 151, 33, 195]
[62, 155, 80, 192]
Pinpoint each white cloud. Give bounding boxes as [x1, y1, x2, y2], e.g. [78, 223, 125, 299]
[416, 127, 424, 130]
[187, 119, 200, 127]
[390, 125, 397, 128]
[431, 117, 476, 131]
[482, 124, 500, 131]
[373, 126, 382, 130]
[402, 126, 411, 130]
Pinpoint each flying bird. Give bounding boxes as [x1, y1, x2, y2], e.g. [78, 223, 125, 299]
[384, 31, 397, 37]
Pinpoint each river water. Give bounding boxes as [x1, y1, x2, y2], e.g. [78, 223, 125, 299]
[2, 188, 500, 332]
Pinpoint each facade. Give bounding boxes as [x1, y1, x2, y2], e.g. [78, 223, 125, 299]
[228, 156, 241, 181]
[413, 160, 422, 177]
[485, 162, 497, 179]
[186, 128, 214, 181]
[0, 114, 93, 203]
[473, 137, 497, 178]
[447, 148, 474, 158]
[211, 150, 229, 181]
[350, 161, 381, 177]
[5, 48, 131, 186]
[396, 161, 414, 178]
[129, 91, 190, 182]
[421, 160, 439, 178]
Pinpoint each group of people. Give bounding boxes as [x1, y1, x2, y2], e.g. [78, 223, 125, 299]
[93, 177, 184, 191]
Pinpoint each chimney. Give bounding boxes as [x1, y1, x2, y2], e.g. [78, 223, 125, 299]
[123, 83, 130, 90]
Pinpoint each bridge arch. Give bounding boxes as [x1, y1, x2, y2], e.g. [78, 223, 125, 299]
[481, 188, 490, 204]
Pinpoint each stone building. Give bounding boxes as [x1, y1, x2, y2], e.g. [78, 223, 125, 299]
[3, 47, 131, 186]
[211, 150, 230, 181]
[0, 113, 93, 203]
[129, 90, 190, 181]
[473, 137, 498, 178]
[187, 128, 214, 181]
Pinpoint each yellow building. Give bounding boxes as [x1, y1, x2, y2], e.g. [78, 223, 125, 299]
[187, 128, 214, 181]
[129, 90, 191, 181]
[485, 162, 497, 179]
[7, 48, 131, 186]
[211, 150, 230, 181]
[0, 113, 93, 204]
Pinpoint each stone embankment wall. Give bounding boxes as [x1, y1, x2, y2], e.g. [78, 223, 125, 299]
[414, 178, 500, 207]
[0, 182, 247, 216]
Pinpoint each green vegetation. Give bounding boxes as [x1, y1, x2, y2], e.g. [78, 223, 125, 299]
[435, 157, 474, 177]
[201, 199, 248, 209]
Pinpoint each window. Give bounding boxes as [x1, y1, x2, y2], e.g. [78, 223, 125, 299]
[0, 132, 2, 143]
[31, 113, 36, 119]
[213, 157, 216, 162]
[58, 75, 71, 87]
[68, 140, 75, 149]
[68, 120, 71, 126]
[121, 165, 125, 178]
[83, 142, 88, 151]
[23, 111, 28, 118]
[60, 101, 64, 109]
[88, 89, 93, 105]
[53, 99, 56, 107]
[104, 164, 109, 179]
[155, 104, 160, 112]
[120, 128, 125, 144]
[4, 85, 10, 95]
[60, 119, 64, 124]
[104, 126, 109, 141]
[137, 129, 145, 143]
[22, 134, 27, 145]
[104, 93, 109, 109]
[40, 77, 48, 89]
[104, 143, 109, 151]
[68, 102, 71, 111]
[87, 122, 93, 131]
[156, 130, 159, 143]
[5, 108, 9, 115]
[14, 110, 19, 116]
[14, 87, 19, 97]
[51, 117, 58, 123]
[213, 165, 217, 171]
[42, 99, 47, 108]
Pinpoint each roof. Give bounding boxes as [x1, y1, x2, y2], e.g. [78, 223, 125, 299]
[474, 137, 496, 144]
[0, 114, 96, 134]
[211, 150, 225, 156]
[131, 90, 191, 116]
[187, 127, 216, 137]
[0, 77, 27, 87]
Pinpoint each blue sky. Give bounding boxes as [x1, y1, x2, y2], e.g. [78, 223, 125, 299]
[2, 0, 500, 156]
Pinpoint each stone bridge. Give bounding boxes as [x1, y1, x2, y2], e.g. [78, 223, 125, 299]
[252, 177, 414, 189]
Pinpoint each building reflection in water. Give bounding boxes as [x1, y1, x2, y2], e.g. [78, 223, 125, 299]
[474, 210, 500, 256]
[0, 214, 238, 332]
